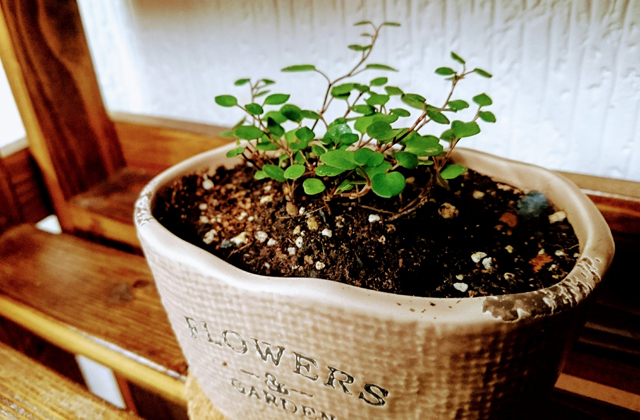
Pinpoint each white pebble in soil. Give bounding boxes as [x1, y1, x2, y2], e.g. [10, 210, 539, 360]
[472, 190, 485, 199]
[549, 211, 567, 224]
[471, 252, 487, 263]
[199, 203, 208, 211]
[255, 231, 268, 243]
[295, 237, 304, 248]
[453, 282, 469, 292]
[259, 195, 273, 204]
[455, 274, 464, 281]
[482, 257, 493, 270]
[378, 235, 386, 244]
[504, 272, 515, 280]
[230, 232, 248, 246]
[321, 228, 332, 238]
[505, 245, 514, 254]
[293, 226, 301, 235]
[202, 179, 214, 190]
[237, 211, 248, 221]
[288, 247, 296, 255]
[555, 250, 565, 257]
[368, 214, 381, 223]
[267, 239, 277, 246]
[202, 229, 217, 245]
[315, 261, 325, 270]
[199, 216, 209, 223]
[299, 207, 305, 215]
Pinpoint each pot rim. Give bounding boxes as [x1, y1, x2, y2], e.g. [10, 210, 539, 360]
[135, 144, 615, 323]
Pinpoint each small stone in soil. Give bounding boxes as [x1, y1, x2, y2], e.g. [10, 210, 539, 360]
[453, 282, 469, 292]
[439, 203, 458, 219]
[321, 228, 332, 238]
[203, 229, 217, 245]
[286, 202, 298, 216]
[199, 203, 208, 210]
[230, 232, 248, 246]
[368, 214, 381, 223]
[482, 257, 493, 270]
[255, 231, 268, 243]
[295, 237, 304, 248]
[287, 247, 296, 255]
[471, 251, 487, 263]
[260, 195, 273, 204]
[472, 190, 485, 199]
[315, 261, 325, 270]
[505, 245, 514, 254]
[307, 217, 319, 231]
[267, 239, 277, 246]
[202, 179, 214, 190]
[549, 211, 567, 223]
[517, 191, 550, 219]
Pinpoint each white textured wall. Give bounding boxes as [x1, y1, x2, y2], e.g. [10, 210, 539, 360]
[0, 59, 26, 153]
[77, 0, 640, 181]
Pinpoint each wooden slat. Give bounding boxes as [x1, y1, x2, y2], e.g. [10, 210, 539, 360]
[112, 112, 231, 175]
[0, 342, 142, 419]
[0, 0, 125, 231]
[0, 157, 22, 233]
[0, 225, 187, 404]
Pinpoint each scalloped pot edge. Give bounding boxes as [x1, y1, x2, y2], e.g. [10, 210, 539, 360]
[135, 144, 614, 420]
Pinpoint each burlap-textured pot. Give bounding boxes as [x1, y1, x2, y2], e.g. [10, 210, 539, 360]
[135, 145, 614, 420]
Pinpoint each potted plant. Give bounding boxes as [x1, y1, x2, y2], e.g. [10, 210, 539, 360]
[135, 21, 614, 420]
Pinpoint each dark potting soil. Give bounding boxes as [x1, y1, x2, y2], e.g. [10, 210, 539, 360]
[153, 164, 579, 298]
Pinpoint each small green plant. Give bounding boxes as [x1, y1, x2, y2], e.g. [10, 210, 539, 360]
[215, 21, 495, 220]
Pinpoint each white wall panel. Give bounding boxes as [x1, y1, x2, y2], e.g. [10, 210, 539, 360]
[77, 0, 640, 181]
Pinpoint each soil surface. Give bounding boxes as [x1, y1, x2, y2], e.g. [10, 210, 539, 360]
[154, 163, 579, 298]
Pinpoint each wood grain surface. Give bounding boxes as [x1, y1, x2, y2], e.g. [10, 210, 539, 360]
[0, 225, 187, 403]
[0, 342, 142, 419]
[0, 0, 124, 231]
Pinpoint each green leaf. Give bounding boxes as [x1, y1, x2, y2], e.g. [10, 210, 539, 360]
[427, 108, 450, 124]
[351, 104, 375, 115]
[245, 103, 264, 115]
[267, 117, 285, 138]
[264, 94, 290, 105]
[338, 133, 359, 146]
[279, 154, 289, 164]
[289, 141, 308, 151]
[320, 150, 357, 170]
[354, 116, 375, 134]
[254, 170, 267, 180]
[479, 111, 496, 123]
[303, 178, 326, 195]
[354, 20, 373, 26]
[255, 140, 279, 151]
[354, 84, 370, 93]
[294, 151, 305, 165]
[331, 83, 355, 97]
[284, 164, 306, 180]
[365, 64, 398, 72]
[371, 172, 406, 198]
[372, 113, 399, 124]
[401, 93, 426, 110]
[281, 104, 303, 123]
[382, 21, 401, 27]
[366, 93, 390, 106]
[226, 147, 245, 158]
[301, 110, 321, 120]
[440, 129, 457, 142]
[284, 129, 297, 144]
[315, 165, 346, 177]
[473, 93, 493, 107]
[296, 127, 315, 142]
[234, 78, 250, 86]
[348, 44, 371, 52]
[403, 135, 443, 156]
[390, 108, 411, 117]
[435, 67, 456, 76]
[254, 90, 270, 98]
[440, 164, 468, 180]
[215, 95, 237, 107]
[448, 100, 469, 112]
[282, 64, 316, 72]
[235, 125, 263, 140]
[354, 148, 374, 165]
[452, 120, 481, 138]
[364, 152, 385, 167]
[264, 111, 287, 124]
[370, 77, 388, 86]
[474, 68, 493, 78]
[363, 161, 392, 178]
[262, 79, 275, 85]
[220, 130, 236, 138]
[366, 121, 395, 141]
[336, 179, 354, 193]
[311, 145, 326, 156]
[394, 151, 419, 169]
[263, 164, 286, 182]
[451, 52, 466, 65]
[385, 86, 404, 96]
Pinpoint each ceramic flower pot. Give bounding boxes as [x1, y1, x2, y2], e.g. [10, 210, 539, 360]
[135, 144, 614, 420]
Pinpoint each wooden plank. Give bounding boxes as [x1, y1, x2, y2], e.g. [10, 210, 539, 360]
[0, 157, 22, 233]
[0, 0, 125, 231]
[0, 342, 142, 419]
[0, 225, 187, 404]
[68, 167, 153, 246]
[112, 112, 231, 175]
[2, 147, 53, 224]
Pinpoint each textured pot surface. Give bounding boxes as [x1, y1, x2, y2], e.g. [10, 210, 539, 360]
[135, 145, 614, 420]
